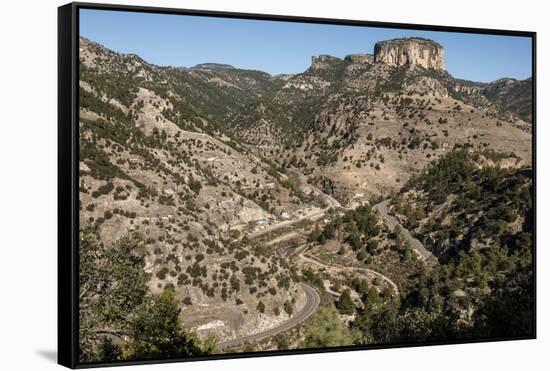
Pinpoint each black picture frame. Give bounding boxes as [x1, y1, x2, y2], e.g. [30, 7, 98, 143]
[58, 2, 537, 368]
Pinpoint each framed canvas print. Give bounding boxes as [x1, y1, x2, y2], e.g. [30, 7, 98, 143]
[58, 2, 536, 368]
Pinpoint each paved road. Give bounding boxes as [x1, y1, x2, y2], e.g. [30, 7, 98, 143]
[373, 199, 434, 262]
[218, 171, 340, 349]
[218, 282, 320, 349]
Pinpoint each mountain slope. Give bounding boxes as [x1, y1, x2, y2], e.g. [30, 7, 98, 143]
[79, 37, 314, 347]
[78, 36, 533, 356]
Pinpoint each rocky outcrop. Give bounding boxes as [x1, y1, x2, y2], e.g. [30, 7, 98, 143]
[374, 38, 445, 71]
[192, 63, 235, 71]
[483, 78, 522, 97]
[344, 53, 374, 64]
[453, 83, 483, 95]
[311, 55, 342, 69]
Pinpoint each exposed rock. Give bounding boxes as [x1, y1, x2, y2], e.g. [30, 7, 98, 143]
[453, 83, 483, 95]
[374, 38, 445, 71]
[192, 63, 235, 71]
[484, 78, 517, 93]
[311, 55, 342, 69]
[344, 53, 374, 64]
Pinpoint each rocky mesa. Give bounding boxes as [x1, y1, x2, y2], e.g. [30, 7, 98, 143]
[374, 37, 445, 70]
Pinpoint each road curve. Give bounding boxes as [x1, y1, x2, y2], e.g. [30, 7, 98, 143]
[299, 253, 400, 297]
[218, 282, 320, 349]
[373, 199, 435, 262]
[219, 171, 338, 349]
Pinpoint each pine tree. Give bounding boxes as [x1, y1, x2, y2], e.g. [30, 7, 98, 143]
[336, 289, 355, 315]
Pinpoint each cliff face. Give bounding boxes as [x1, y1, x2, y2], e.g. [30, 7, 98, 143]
[374, 38, 445, 71]
[344, 53, 374, 64]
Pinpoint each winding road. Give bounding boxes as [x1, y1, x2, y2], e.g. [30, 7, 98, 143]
[217, 172, 339, 349]
[373, 199, 435, 262]
[299, 253, 400, 296]
[217, 184, 427, 349]
[218, 282, 320, 349]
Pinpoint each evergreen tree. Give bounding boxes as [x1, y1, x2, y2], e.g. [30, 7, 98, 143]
[336, 289, 355, 315]
[301, 307, 355, 348]
[129, 289, 214, 359]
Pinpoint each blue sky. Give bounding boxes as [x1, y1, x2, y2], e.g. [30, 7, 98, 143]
[80, 9, 532, 83]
